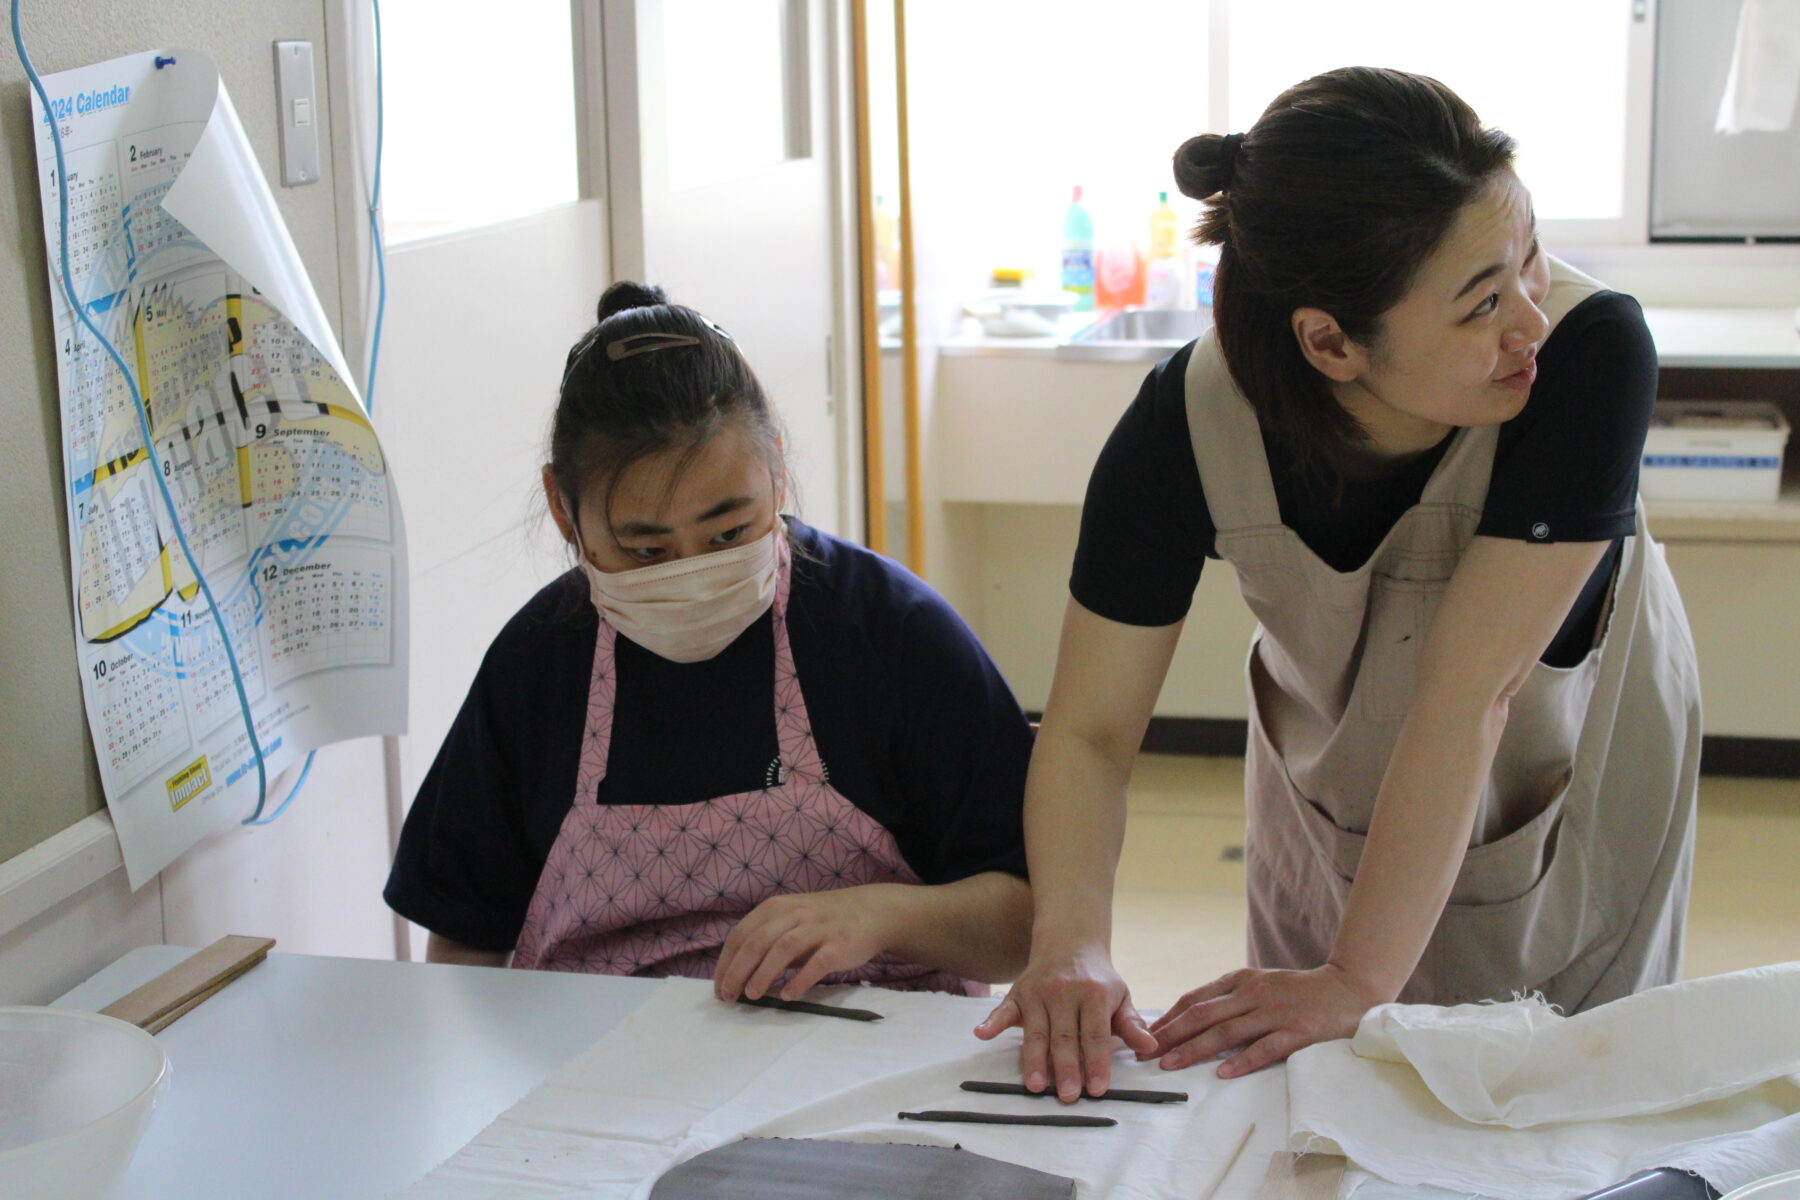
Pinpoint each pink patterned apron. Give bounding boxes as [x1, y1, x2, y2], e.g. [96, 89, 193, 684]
[512, 539, 985, 996]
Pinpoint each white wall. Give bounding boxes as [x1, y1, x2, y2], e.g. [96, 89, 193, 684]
[374, 207, 610, 957]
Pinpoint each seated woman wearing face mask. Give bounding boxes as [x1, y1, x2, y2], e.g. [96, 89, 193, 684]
[384, 282, 1034, 1000]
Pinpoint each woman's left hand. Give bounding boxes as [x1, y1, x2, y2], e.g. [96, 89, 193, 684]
[1147, 964, 1385, 1078]
[714, 885, 898, 1004]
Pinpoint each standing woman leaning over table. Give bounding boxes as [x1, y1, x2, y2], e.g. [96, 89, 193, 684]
[976, 66, 1701, 1099]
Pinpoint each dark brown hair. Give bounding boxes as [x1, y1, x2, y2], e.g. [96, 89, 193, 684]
[1174, 66, 1517, 485]
[549, 281, 787, 544]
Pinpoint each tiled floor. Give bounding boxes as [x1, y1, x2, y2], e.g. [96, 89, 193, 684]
[1110, 754, 1800, 1011]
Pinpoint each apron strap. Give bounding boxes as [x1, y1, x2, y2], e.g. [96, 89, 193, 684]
[1186, 330, 1283, 535]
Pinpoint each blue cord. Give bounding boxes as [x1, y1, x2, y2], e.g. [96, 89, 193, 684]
[12, 3, 269, 816]
[247, 0, 387, 826]
[367, 0, 387, 408]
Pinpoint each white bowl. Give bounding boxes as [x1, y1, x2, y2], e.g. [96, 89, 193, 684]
[0, 1007, 169, 1200]
[1725, 1172, 1800, 1199]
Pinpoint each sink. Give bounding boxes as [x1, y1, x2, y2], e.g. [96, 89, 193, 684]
[1058, 306, 1213, 361]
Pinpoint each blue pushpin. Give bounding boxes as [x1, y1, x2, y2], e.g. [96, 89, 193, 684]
[154, 54, 176, 69]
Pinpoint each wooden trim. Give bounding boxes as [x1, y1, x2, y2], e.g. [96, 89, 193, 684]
[0, 812, 128, 942]
[1699, 736, 1800, 779]
[849, 0, 886, 553]
[1027, 715, 1800, 778]
[1138, 718, 1251, 759]
[893, 0, 924, 576]
[1025, 714, 1248, 759]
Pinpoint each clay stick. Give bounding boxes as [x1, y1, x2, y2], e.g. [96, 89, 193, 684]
[736, 995, 883, 1022]
[960, 1080, 1189, 1104]
[898, 1110, 1116, 1128]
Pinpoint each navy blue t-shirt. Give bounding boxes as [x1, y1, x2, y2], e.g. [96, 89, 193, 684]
[385, 519, 1033, 953]
[1071, 291, 1656, 666]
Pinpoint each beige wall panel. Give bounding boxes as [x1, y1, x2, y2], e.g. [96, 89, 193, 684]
[1664, 542, 1800, 738]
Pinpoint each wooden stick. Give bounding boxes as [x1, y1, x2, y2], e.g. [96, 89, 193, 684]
[736, 995, 883, 1022]
[848, 0, 886, 554]
[899, 1110, 1116, 1128]
[961, 1080, 1189, 1104]
[100, 935, 275, 1032]
[893, 0, 924, 576]
[1196, 1122, 1256, 1200]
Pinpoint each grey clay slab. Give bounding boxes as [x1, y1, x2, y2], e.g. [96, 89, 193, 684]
[648, 1136, 1077, 1199]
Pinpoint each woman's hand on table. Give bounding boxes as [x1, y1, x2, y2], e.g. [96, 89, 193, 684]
[973, 940, 1158, 1103]
[1148, 963, 1385, 1077]
[714, 885, 897, 1003]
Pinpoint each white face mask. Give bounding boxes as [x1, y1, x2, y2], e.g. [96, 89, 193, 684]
[575, 523, 782, 663]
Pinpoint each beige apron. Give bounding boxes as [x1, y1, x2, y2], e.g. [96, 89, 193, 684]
[1186, 260, 1702, 1011]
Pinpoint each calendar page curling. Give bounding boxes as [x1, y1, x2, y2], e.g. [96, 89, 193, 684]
[30, 48, 409, 888]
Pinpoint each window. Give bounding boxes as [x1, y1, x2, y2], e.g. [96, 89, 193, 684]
[905, 0, 1213, 297]
[661, 0, 806, 191]
[904, 0, 1650, 303]
[378, 0, 581, 241]
[1226, 0, 1636, 226]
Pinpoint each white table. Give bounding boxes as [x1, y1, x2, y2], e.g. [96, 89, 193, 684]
[58, 949, 1659, 1200]
[54, 948, 661, 1199]
[55, 949, 1324, 1199]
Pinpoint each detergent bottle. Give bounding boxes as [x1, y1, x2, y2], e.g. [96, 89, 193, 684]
[1192, 241, 1220, 309]
[1060, 186, 1095, 312]
[1144, 191, 1186, 310]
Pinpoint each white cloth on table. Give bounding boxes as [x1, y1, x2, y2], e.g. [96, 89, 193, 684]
[401, 977, 1286, 1200]
[1287, 964, 1800, 1199]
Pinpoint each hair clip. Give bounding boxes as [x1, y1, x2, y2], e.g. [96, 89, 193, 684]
[605, 331, 702, 361]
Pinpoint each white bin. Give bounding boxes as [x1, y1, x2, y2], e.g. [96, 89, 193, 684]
[1641, 401, 1790, 503]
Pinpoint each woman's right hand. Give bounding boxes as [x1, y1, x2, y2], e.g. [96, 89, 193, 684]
[974, 938, 1158, 1102]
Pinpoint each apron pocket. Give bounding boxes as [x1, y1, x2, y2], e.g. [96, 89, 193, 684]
[1284, 761, 1610, 1005]
[1287, 768, 1569, 907]
[1450, 769, 1570, 907]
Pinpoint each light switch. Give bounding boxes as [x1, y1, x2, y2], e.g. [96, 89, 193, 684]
[273, 40, 319, 186]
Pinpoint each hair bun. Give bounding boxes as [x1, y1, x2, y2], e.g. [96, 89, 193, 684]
[596, 280, 670, 323]
[1173, 133, 1237, 200]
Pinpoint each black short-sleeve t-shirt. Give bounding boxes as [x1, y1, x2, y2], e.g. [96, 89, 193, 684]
[1070, 290, 1657, 665]
[385, 518, 1034, 953]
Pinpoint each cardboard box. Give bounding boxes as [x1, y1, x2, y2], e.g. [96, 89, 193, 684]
[1641, 401, 1790, 503]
